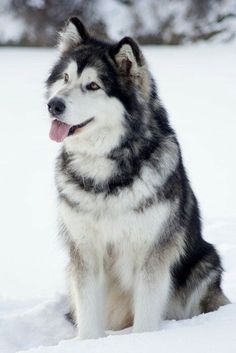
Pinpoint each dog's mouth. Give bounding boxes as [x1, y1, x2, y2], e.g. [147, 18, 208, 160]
[49, 118, 94, 143]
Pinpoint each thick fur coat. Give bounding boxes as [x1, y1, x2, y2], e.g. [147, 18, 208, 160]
[46, 17, 229, 339]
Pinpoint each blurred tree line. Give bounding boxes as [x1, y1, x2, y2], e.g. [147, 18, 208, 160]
[0, 0, 235, 46]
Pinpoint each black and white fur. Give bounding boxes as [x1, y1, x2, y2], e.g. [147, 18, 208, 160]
[46, 17, 229, 339]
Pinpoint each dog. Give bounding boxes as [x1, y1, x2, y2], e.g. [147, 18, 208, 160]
[46, 17, 229, 339]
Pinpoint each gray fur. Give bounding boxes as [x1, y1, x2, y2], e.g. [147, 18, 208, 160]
[47, 18, 229, 339]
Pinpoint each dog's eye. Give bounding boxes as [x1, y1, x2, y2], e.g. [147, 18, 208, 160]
[64, 73, 69, 83]
[86, 82, 100, 91]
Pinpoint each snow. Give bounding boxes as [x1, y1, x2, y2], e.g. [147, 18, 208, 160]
[0, 12, 26, 44]
[1, 300, 236, 353]
[99, 0, 236, 43]
[1, 1, 236, 45]
[0, 44, 235, 352]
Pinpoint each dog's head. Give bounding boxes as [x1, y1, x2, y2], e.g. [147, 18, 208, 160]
[46, 17, 151, 154]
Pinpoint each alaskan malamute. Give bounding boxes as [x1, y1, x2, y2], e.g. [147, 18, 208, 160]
[46, 17, 229, 339]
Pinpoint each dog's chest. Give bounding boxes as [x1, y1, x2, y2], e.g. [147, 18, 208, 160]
[60, 196, 170, 290]
[60, 186, 170, 248]
[57, 156, 170, 287]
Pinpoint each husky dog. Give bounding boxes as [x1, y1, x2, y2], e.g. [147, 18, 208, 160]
[46, 17, 229, 339]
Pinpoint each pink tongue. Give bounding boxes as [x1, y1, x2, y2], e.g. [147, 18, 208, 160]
[49, 120, 72, 143]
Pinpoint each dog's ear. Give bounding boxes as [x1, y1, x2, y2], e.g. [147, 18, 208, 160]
[110, 37, 144, 76]
[58, 17, 90, 53]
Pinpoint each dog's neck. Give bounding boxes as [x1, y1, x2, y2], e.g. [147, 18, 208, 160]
[59, 97, 175, 194]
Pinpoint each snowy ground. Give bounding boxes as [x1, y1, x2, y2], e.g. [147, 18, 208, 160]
[0, 45, 235, 352]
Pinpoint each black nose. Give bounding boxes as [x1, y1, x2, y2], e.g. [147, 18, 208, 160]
[48, 98, 66, 116]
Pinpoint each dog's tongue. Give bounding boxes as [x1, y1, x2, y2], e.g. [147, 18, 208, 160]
[49, 120, 72, 143]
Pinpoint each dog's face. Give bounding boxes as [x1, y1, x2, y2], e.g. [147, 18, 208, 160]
[46, 18, 149, 154]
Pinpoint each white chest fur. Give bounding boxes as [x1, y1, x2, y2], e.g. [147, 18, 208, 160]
[57, 140, 177, 291]
[60, 196, 170, 290]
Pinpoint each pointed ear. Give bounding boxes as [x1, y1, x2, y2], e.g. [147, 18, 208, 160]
[110, 37, 144, 76]
[58, 17, 90, 53]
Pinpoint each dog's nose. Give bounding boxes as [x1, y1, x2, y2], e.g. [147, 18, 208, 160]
[48, 98, 66, 116]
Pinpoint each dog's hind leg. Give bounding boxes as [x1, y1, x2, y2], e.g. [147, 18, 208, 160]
[106, 285, 133, 331]
[200, 283, 230, 314]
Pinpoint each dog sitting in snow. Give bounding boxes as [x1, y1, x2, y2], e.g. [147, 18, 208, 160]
[46, 17, 229, 339]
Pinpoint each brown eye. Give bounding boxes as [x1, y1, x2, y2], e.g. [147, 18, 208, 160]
[64, 73, 69, 83]
[86, 82, 100, 91]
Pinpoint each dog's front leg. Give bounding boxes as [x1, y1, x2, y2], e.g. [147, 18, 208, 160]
[133, 260, 170, 333]
[69, 249, 105, 340]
